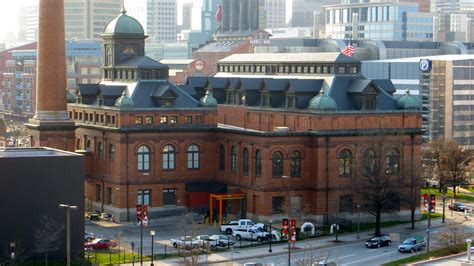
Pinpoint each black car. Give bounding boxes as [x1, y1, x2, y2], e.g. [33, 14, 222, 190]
[449, 202, 469, 212]
[365, 235, 391, 248]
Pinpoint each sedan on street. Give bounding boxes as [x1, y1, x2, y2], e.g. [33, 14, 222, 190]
[365, 235, 391, 248]
[85, 239, 117, 250]
[448, 202, 469, 212]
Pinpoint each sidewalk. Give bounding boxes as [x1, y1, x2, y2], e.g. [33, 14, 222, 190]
[120, 216, 453, 266]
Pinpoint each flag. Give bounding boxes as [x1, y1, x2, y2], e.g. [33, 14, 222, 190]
[215, 4, 222, 22]
[341, 42, 354, 57]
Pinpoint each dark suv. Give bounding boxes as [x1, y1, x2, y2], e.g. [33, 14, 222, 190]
[449, 202, 469, 212]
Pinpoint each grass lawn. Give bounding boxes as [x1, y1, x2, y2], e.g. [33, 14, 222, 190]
[421, 188, 474, 202]
[383, 243, 466, 266]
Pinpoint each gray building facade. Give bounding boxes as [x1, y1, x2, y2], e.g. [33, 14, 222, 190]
[0, 147, 84, 263]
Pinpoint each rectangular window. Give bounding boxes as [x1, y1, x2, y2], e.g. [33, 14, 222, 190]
[195, 116, 203, 124]
[160, 116, 168, 124]
[272, 196, 284, 214]
[96, 184, 101, 202]
[107, 187, 112, 204]
[339, 195, 353, 212]
[185, 116, 192, 124]
[137, 189, 151, 205]
[145, 116, 153, 124]
[163, 188, 177, 205]
[135, 116, 143, 125]
[170, 116, 178, 124]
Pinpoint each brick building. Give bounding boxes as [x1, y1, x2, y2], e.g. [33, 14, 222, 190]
[68, 10, 423, 223]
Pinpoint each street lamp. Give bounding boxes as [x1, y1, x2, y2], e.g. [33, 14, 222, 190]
[282, 175, 291, 266]
[59, 204, 78, 266]
[356, 204, 361, 239]
[268, 219, 273, 253]
[150, 230, 155, 266]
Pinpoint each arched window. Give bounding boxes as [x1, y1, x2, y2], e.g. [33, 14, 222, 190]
[76, 138, 81, 150]
[386, 149, 400, 175]
[218, 144, 225, 171]
[109, 144, 115, 160]
[162, 145, 175, 170]
[242, 148, 249, 175]
[290, 151, 301, 177]
[363, 149, 377, 174]
[86, 139, 91, 151]
[97, 142, 104, 159]
[338, 149, 352, 176]
[137, 145, 150, 172]
[272, 151, 283, 177]
[187, 144, 200, 169]
[255, 149, 262, 176]
[231, 146, 237, 172]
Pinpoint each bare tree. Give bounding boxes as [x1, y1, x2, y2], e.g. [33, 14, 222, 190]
[432, 222, 474, 252]
[425, 139, 471, 197]
[176, 212, 207, 266]
[351, 133, 405, 236]
[33, 216, 64, 266]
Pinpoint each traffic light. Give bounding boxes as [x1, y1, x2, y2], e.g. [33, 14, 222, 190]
[281, 219, 289, 240]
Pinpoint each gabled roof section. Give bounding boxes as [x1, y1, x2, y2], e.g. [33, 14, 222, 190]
[115, 56, 167, 69]
[288, 79, 324, 93]
[208, 77, 229, 90]
[227, 78, 241, 90]
[372, 79, 396, 95]
[263, 78, 289, 92]
[77, 84, 100, 96]
[131, 80, 199, 108]
[347, 79, 373, 94]
[240, 78, 264, 91]
[99, 85, 126, 97]
[186, 76, 208, 88]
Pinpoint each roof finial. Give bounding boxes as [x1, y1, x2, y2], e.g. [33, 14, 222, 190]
[121, 4, 127, 14]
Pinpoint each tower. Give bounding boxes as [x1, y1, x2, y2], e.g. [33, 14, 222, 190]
[26, 0, 76, 151]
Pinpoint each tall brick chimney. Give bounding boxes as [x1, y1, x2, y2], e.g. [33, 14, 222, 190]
[26, 0, 75, 151]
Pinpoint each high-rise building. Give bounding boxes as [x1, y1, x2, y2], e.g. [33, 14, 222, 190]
[125, 0, 177, 43]
[292, 0, 325, 27]
[19, 0, 122, 41]
[201, 0, 219, 38]
[182, 2, 194, 31]
[265, 0, 286, 28]
[324, 1, 434, 41]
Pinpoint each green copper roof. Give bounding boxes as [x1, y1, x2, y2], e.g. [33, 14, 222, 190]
[103, 8, 144, 36]
[199, 90, 218, 107]
[66, 90, 76, 103]
[115, 90, 135, 108]
[308, 90, 337, 111]
[397, 90, 421, 110]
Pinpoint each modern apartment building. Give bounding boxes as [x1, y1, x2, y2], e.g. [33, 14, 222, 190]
[265, 0, 286, 29]
[324, 1, 434, 41]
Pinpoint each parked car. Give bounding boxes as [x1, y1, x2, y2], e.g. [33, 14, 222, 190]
[84, 231, 96, 242]
[220, 219, 266, 235]
[398, 236, 426, 253]
[208, 234, 235, 247]
[170, 236, 202, 249]
[85, 239, 117, 250]
[365, 235, 391, 248]
[449, 202, 470, 211]
[233, 227, 270, 242]
[87, 213, 100, 221]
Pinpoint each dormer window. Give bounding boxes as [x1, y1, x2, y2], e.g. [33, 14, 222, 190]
[164, 101, 173, 107]
[364, 96, 376, 110]
[287, 96, 295, 108]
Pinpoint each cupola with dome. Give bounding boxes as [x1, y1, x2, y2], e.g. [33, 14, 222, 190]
[308, 90, 337, 111]
[101, 6, 168, 83]
[397, 90, 421, 110]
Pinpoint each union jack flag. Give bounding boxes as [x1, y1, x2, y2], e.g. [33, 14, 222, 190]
[341, 43, 355, 57]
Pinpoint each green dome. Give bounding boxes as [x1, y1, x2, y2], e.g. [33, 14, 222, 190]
[397, 90, 421, 110]
[308, 90, 337, 111]
[66, 90, 76, 103]
[199, 90, 218, 107]
[115, 90, 135, 108]
[103, 8, 145, 36]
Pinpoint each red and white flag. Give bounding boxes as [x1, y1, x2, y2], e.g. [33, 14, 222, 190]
[341, 43, 355, 57]
[215, 4, 222, 22]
